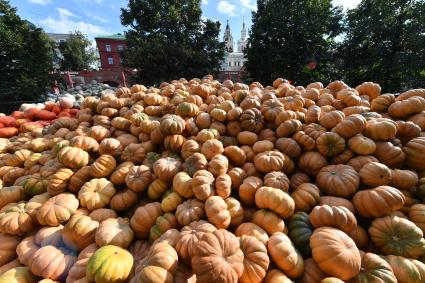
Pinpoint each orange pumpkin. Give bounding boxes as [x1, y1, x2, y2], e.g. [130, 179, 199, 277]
[316, 164, 359, 197]
[267, 232, 303, 278]
[239, 235, 269, 283]
[310, 227, 361, 280]
[353, 186, 405, 218]
[192, 229, 244, 283]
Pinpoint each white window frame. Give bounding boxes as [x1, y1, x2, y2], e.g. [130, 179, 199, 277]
[106, 44, 112, 52]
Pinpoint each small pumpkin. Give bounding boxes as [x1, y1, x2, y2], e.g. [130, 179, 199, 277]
[78, 178, 116, 211]
[95, 217, 134, 248]
[57, 146, 89, 169]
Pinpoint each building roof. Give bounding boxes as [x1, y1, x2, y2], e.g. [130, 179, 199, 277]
[95, 33, 126, 40]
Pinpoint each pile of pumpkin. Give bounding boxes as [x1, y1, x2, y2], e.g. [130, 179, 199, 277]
[0, 100, 79, 139]
[0, 76, 425, 283]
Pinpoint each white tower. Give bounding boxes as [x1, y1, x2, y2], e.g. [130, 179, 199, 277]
[237, 19, 248, 52]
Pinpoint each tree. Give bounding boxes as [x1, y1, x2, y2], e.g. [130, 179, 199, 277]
[339, 0, 425, 92]
[0, 0, 53, 101]
[121, 0, 224, 86]
[245, 0, 343, 86]
[58, 31, 97, 71]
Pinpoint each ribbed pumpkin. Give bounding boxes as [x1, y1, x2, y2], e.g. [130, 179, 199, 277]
[288, 211, 313, 258]
[316, 164, 359, 197]
[309, 205, 357, 233]
[310, 227, 361, 280]
[192, 229, 244, 283]
[86, 245, 133, 283]
[369, 215, 425, 258]
[57, 146, 89, 169]
[350, 252, 397, 283]
[352, 186, 405, 218]
[239, 235, 269, 283]
[255, 186, 295, 219]
[267, 232, 303, 278]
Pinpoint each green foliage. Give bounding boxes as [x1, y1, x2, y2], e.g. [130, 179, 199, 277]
[245, 0, 343, 86]
[0, 0, 53, 101]
[121, 0, 225, 86]
[339, 0, 425, 92]
[58, 31, 97, 71]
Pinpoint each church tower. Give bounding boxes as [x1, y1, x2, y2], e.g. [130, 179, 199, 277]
[237, 18, 248, 52]
[223, 20, 234, 53]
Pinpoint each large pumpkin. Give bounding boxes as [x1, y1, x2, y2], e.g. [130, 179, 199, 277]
[86, 245, 133, 283]
[192, 229, 244, 283]
[310, 227, 361, 280]
[369, 215, 425, 258]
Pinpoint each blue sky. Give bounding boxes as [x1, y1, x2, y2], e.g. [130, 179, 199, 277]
[10, 0, 361, 43]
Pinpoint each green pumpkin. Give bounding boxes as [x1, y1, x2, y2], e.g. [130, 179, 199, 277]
[0, 267, 36, 283]
[87, 245, 134, 283]
[288, 211, 313, 257]
[23, 174, 48, 196]
[176, 102, 199, 117]
[350, 252, 397, 283]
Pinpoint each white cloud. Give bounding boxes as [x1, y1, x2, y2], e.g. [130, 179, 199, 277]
[40, 8, 108, 37]
[240, 0, 257, 11]
[27, 0, 52, 5]
[217, 1, 237, 17]
[84, 12, 110, 23]
[202, 0, 208, 4]
[57, 8, 78, 19]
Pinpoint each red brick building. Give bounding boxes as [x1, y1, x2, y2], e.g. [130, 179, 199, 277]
[95, 33, 127, 69]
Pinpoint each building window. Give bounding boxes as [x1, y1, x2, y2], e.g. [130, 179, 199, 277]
[108, 57, 114, 65]
[117, 45, 124, 51]
[106, 44, 112, 52]
[229, 62, 231, 67]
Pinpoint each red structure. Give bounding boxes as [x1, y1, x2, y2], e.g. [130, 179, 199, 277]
[95, 33, 127, 69]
